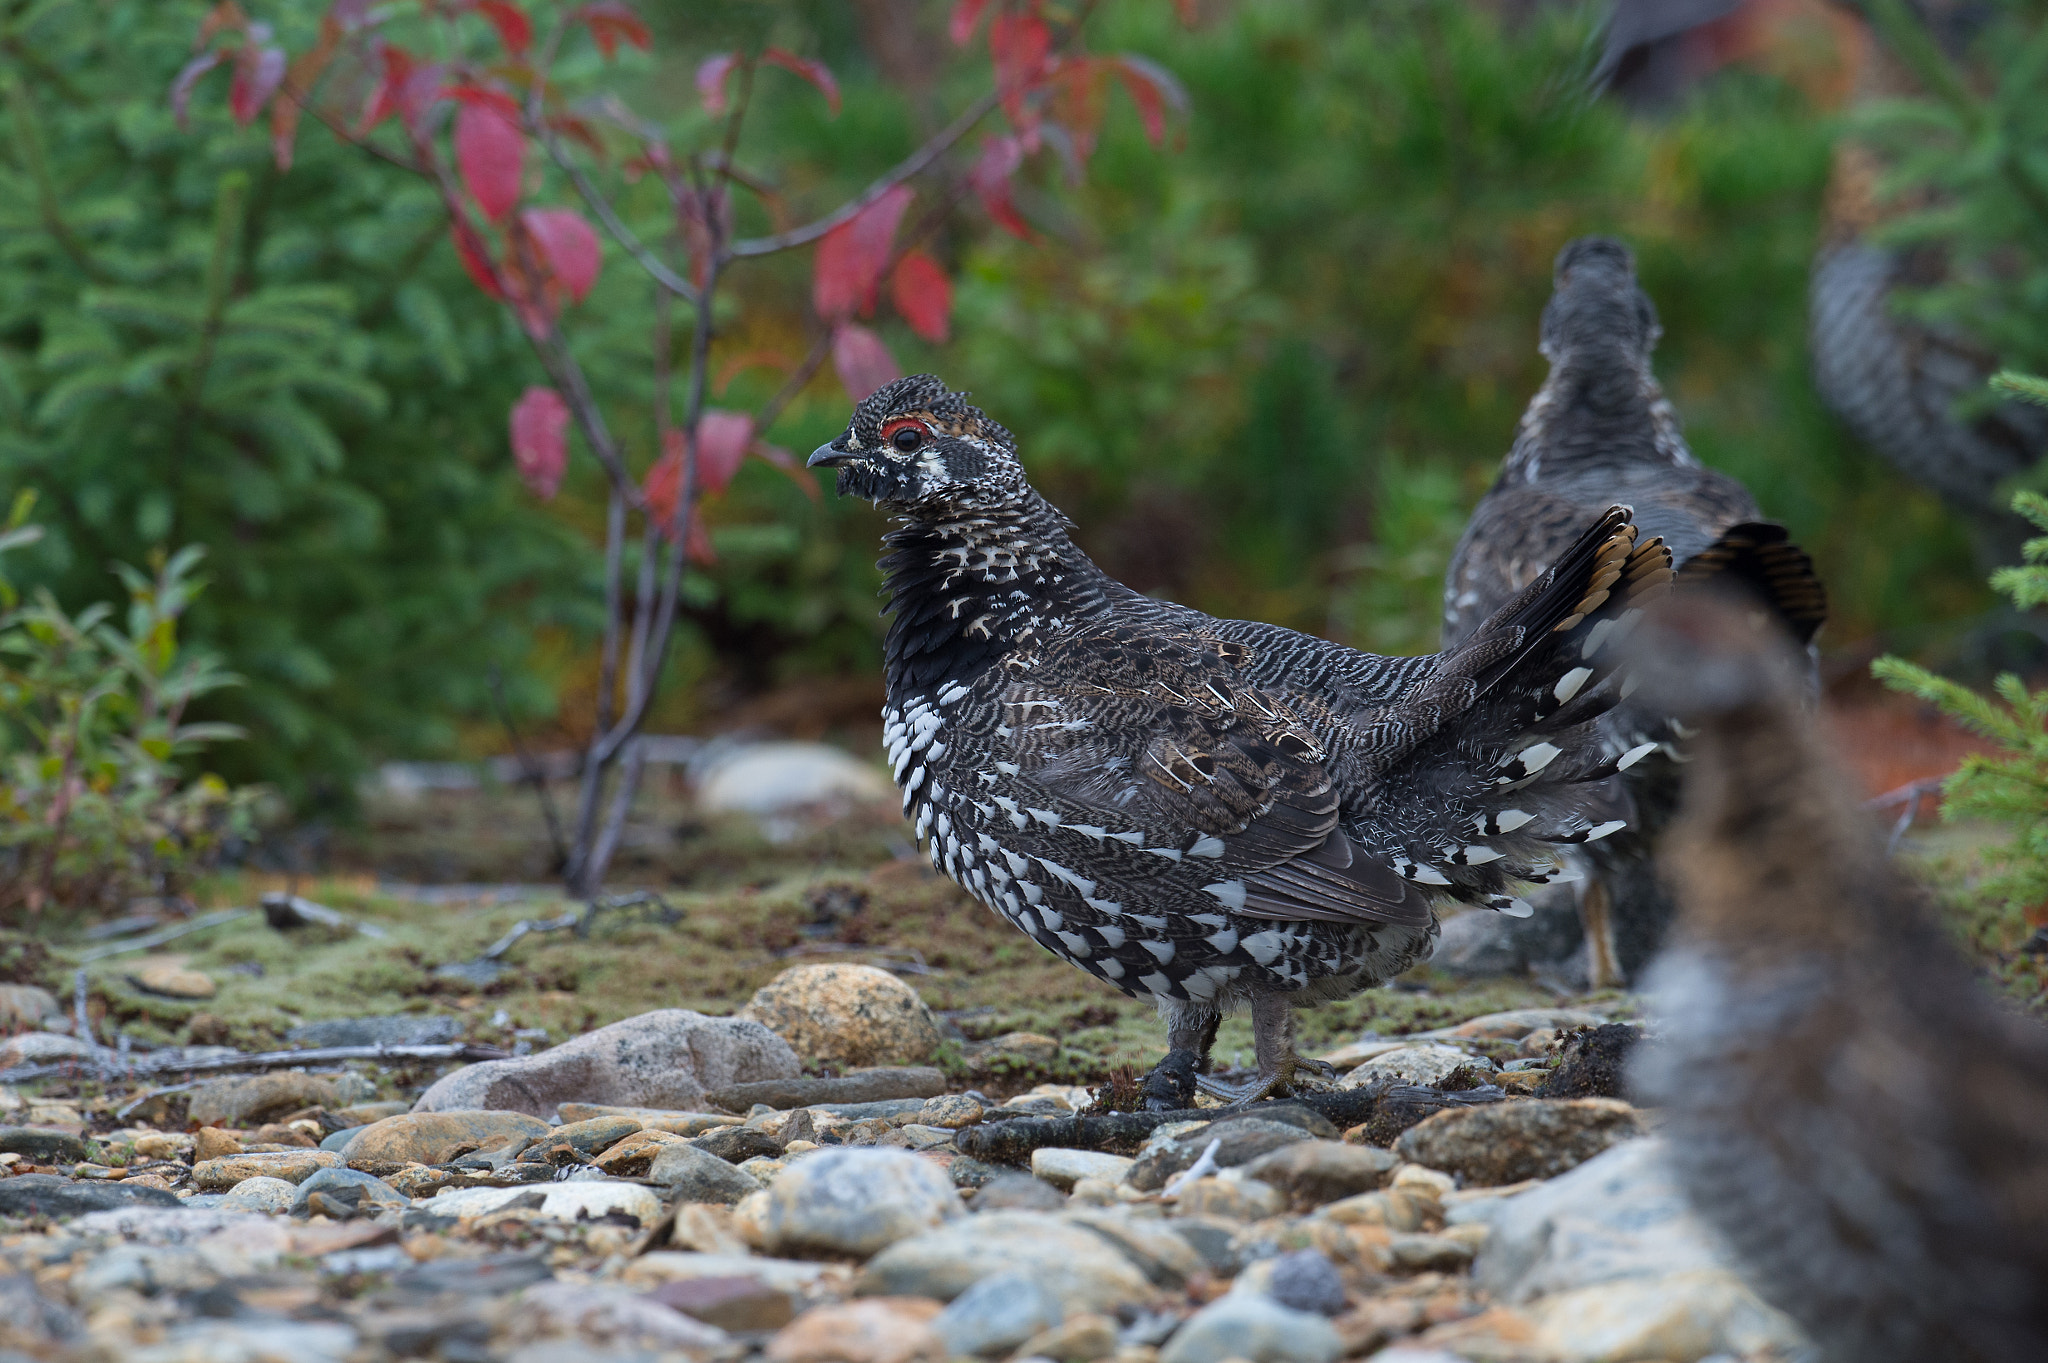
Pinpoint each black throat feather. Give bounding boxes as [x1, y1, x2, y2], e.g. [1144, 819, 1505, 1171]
[879, 491, 1115, 696]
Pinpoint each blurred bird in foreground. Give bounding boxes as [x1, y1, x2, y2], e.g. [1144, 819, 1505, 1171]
[1443, 236, 1825, 985]
[814, 375, 1674, 1106]
[1630, 590, 2048, 1363]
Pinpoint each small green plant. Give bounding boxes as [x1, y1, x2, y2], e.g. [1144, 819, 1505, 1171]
[1875, 371, 2048, 928]
[0, 494, 263, 920]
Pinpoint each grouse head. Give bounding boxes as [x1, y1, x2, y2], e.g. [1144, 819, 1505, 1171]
[808, 374, 1024, 515]
[1539, 235, 1662, 367]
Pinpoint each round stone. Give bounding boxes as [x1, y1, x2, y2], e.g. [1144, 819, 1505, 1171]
[740, 964, 942, 1069]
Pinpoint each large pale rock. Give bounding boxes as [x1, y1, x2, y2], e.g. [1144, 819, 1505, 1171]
[697, 741, 892, 815]
[218, 1177, 298, 1214]
[427, 1181, 663, 1225]
[0, 1032, 98, 1068]
[1030, 1148, 1133, 1191]
[766, 1298, 946, 1363]
[1158, 1293, 1343, 1363]
[1128, 1118, 1313, 1191]
[741, 1146, 959, 1257]
[858, 1212, 1155, 1313]
[740, 965, 941, 1069]
[413, 1009, 799, 1117]
[0, 984, 58, 1028]
[1338, 1045, 1492, 1090]
[189, 1073, 341, 1128]
[1394, 1098, 1644, 1186]
[1527, 1271, 1802, 1363]
[129, 956, 216, 999]
[341, 1111, 550, 1169]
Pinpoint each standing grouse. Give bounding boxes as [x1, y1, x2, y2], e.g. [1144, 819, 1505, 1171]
[1442, 236, 1825, 985]
[1629, 591, 2048, 1363]
[812, 375, 1673, 1105]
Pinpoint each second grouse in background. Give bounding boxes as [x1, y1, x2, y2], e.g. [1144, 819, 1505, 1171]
[1441, 236, 1825, 985]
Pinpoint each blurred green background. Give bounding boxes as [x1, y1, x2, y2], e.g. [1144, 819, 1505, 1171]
[0, 0, 2000, 815]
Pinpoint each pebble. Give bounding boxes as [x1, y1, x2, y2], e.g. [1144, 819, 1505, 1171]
[1158, 1293, 1343, 1363]
[340, 1110, 552, 1168]
[1243, 1249, 1347, 1316]
[708, 1067, 949, 1112]
[1128, 1118, 1314, 1191]
[766, 1297, 946, 1363]
[1064, 1207, 1208, 1285]
[413, 1008, 800, 1116]
[740, 964, 943, 1068]
[428, 1180, 663, 1225]
[1385, 1233, 1476, 1273]
[1314, 1188, 1437, 1233]
[858, 1211, 1155, 1313]
[975, 1173, 1069, 1211]
[972, 1031, 1060, 1068]
[591, 1128, 687, 1175]
[1338, 1045, 1493, 1089]
[0, 1031, 96, 1068]
[644, 1274, 798, 1331]
[130, 956, 217, 998]
[189, 1073, 341, 1128]
[1031, 1147, 1135, 1191]
[548, 1114, 643, 1154]
[554, 1103, 741, 1134]
[1393, 1097, 1645, 1185]
[1018, 1311, 1119, 1362]
[648, 1141, 765, 1204]
[1526, 1270, 1804, 1362]
[740, 1146, 960, 1256]
[219, 1175, 299, 1213]
[192, 1149, 342, 1190]
[511, 1279, 729, 1350]
[133, 1131, 194, 1161]
[289, 1167, 406, 1218]
[623, 1251, 834, 1294]
[0, 1125, 92, 1164]
[0, 1173, 182, 1217]
[696, 740, 894, 816]
[748, 1107, 818, 1143]
[1241, 1141, 1400, 1208]
[0, 983, 58, 1027]
[930, 1269, 1066, 1356]
[917, 1093, 984, 1128]
[193, 1126, 245, 1161]
[693, 1124, 787, 1164]
[1172, 1177, 1284, 1221]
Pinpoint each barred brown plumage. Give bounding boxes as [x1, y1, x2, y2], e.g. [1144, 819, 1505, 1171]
[1443, 236, 1826, 986]
[814, 374, 1674, 1107]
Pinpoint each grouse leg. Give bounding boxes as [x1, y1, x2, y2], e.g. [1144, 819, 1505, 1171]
[1577, 873, 1623, 989]
[1141, 1006, 1220, 1111]
[1198, 994, 1304, 1106]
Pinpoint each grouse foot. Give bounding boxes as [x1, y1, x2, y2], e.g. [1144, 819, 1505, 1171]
[1140, 1048, 1201, 1111]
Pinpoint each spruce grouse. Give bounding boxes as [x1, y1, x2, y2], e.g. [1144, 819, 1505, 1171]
[1442, 236, 1825, 985]
[1629, 591, 2048, 1363]
[813, 375, 1674, 1105]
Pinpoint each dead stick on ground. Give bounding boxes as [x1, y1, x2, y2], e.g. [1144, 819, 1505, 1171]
[0, 1041, 512, 1086]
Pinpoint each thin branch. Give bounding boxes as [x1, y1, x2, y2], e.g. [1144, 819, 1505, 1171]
[753, 328, 836, 434]
[727, 87, 1002, 257]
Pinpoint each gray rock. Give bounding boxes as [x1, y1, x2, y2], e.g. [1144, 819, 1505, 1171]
[931, 1270, 1065, 1356]
[1128, 1118, 1314, 1191]
[188, 1072, 341, 1128]
[413, 1009, 799, 1117]
[341, 1110, 551, 1168]
[318, 1125, 366, 1153]
[219, 1176, 299, 1214]
[0, 1126, 91, 1164]
[1337, 1045, 1493, 1091]
[1063, 1208, 1207, 1288]
[705, 1067, 947, 1112]
[126, 1320, 358, 1363]
[973, 1173, 1067, 1211]
[1394, 1097, 1644, 1185]
[1240, 1141, 1399, 1208]
[648, 1143, 763, 1205]
[690, 1125, 784, 1164]
[290, 1167, 405, 1218]
[71, 1244, 221, 1298]
[809, 1097, 931, 1121]
[1262, 1250, 1346, 1316]
[745, 1146, 959, 1256]
[1166, 1217, 1248, 1276]
[695, 741, 890, 815]
[858, 1211, 1155, 1314]
[1158, 1293, 1343, 1363]
[0, 1031, 96, 1068]
[285, 1015, 463, 1048]
[0, 1270, 80, 1346]
[1030, 1148, 1134, 1191]
[548, 1115, 644, 1155]
[0, 1174, 181, 1219]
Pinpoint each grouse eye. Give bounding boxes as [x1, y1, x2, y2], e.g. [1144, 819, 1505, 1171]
[890, 427, 924, 452]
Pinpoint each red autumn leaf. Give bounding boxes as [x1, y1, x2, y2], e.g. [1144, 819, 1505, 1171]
[196, 0, 249, 48]
[1048, 57, 1109, 166]
[812, 184, 913, 321]
[270, 17, 341, 170]
[763, 48, 841, 116]
[1112, 54, 1187, 147]
[696, 411, 756, 496]
[510, 386, 570, 499]
[449, 219, 503, 298]
[448, 83, 521, 115]
[948, 0, 991, 47]
[969, 134, 1029, 239]
[358, 42, 415, 133]
[475, 0, 533, 55]
[577, 1, 651, 59]
[521, 207, 602, 301]
[230, 43, 287, 125]
[456, 101, 525, 220]
[696, 52, 739, 115]
[890, 250, 952, 344]
[170, 51, 228, 129]
[832, 322, 900, 401]
[988, 8, 1051, 125]
[645, 442, 683, 532]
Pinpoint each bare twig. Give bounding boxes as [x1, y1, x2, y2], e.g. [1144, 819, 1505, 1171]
[0, 1041, 513, 1086]
[1867, 775, 1947, 856]
[77, 907, 253, 962]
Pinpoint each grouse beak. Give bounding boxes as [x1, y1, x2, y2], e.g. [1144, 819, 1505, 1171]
[807, 441, 851, 469]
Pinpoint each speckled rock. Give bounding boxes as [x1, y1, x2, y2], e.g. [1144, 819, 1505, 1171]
[130, 956, 216, 998]
[1237, 1250, 1347, 1316]
[1528, 1271, 1804, 1362]
[289, 1167, 405, 1218]
[929, 1270, 1065, 1357]
[649, 1142, 765, 1204]
[858, 1212, 1154, 1313]
[1338, 1046, 1492, 1090]
[189, 1073, 341, 1128]
[413, 1008, 800, 1117]
[218, 1176, 298, 1213]
[592, 1128, 688, 1176]
[1394, 1098, 1644, 1185]
[1030, 1148, 1135, 1191]
[427, 1180, 663, 1225]
[740, 965, 942, 1069]
[766, 1298, 946, 1363]
[739, 1146, 959, 1256]
[917, 1094, 983, 1129]
[1128, 1118, 1314, 1191]
[548, 1115, 643, 1154]
[1241, 1141, 1400, 1209]
[1158, 1293, 1344, 1363]
[192, 1150, 341, 1190]
[340, 1111, 552, 1169]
